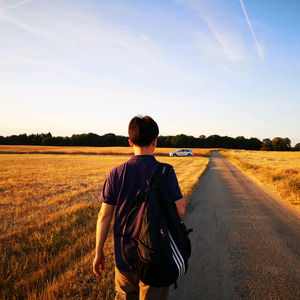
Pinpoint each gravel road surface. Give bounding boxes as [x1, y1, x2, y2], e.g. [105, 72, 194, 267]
[169, 151, 300, 299]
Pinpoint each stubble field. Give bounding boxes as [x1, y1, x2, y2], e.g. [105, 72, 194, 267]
[221, 150, 300, 208]
[0, 146, 211, 300]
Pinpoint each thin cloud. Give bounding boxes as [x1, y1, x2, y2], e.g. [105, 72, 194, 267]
[239, 0, 265, 63]
[177, 0, 245, 61]
[0, 11, 50, 37]
[202, 16, 244, 61]
[130, 67, 149, 75]
[141, 34, 149, 41]
[0, 0, 32, 11]
[0, 1, 162, 57]
[0, 52, 75, 72]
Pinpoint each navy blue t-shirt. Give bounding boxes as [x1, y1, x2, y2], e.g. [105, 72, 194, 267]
[100, 155, 183, 273]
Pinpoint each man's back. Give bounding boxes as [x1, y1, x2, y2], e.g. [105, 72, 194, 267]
[101, 154, 183, 273]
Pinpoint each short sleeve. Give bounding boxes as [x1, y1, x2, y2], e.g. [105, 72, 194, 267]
[100, 169, 117, 205]
[165, 167, 183, 201]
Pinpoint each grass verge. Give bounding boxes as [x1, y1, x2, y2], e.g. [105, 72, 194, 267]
[220, 150, 300, 207]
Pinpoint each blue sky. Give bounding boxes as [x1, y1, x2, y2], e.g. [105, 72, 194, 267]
[1, 0, 299, 145]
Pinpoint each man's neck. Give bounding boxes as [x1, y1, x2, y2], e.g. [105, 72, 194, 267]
[129, 138, 157, 156]
[133, 146, 154, 156]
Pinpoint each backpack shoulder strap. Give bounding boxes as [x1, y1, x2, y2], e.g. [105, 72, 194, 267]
[156, 163, 171, 186]
[156, 163, 180, 215]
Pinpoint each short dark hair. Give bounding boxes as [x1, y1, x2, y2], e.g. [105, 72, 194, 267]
[128, 116, 159, 147]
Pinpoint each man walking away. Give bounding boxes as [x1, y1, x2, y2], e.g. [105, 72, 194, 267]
[93, 115, 186, 300]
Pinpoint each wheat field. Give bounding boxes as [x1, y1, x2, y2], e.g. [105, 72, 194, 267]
[221, 150, 300, 207]
[0, 145, 212, 157]
[0, 147, 210, 300]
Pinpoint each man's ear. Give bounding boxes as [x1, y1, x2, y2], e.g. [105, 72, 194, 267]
[152, 138, 158, 147]
[129, 139, 134, 148]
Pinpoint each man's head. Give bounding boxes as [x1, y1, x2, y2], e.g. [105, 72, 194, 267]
[128, 115, 159, 147]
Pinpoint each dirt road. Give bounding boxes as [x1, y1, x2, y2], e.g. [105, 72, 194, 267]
[169, 151, 300, 299]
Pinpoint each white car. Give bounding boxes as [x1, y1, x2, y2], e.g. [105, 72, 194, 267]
[169, 149, 193, 157]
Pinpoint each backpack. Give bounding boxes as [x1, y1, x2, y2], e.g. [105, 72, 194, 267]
[120, 163, 193, 288]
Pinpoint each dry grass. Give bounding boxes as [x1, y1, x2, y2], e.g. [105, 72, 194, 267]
[155, 148, 214, 157]
[0, 145, 134, 156]
[0, 147, 210, 300]
[0, 145, 213, 157]
[220, 150, 300, 207]
[159, 156, 209, 199]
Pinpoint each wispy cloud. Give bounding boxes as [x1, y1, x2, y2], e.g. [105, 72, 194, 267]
[0, 0, 33, 12]
[0, 12, 50, 36]
[130, 67, 149, 75]
[201, 16, 244, 61]
[177, 0, 245, 61]
[0, 2, 160, 54]
[239, 0, 265, 63]
[0, 52, 74, 72]
[141, 34, 149, 41]
[0, 0, 49, 38]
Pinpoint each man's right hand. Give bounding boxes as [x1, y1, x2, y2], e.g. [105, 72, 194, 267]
[93, 253, 105, 278]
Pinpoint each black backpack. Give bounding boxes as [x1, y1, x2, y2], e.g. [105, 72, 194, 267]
[120, 163, 193, 288]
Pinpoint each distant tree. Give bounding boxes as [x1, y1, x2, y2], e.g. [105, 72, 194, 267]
[70, 134, 85, 146]
[91, 137, 103, 146]
[272, 137, 287, 151]
[196, 135, 206, 148]
[85, 133, 101, 146]
[157, 136, 174, 148]
[164, 136, 173, 147]
[17, 133, 29, 145]
[70, 133, 101, 146]
[261, 138, 273, 151]
[205, 135, 222, 148]
[116, 135, 129, 146]
[248, 138, 262, 150]
[235, 136, 246, 149]
[157, 136, 166, 147]
[283, 137, 291, 150]
[171, 134, 188, 148]
[293, 143, 300, 151]
[42, 136, 70, 146]
[42, 137, 53, 146]
[187, 135, 197, 148]
[102, 133, 116, 146]
[27, 133, 51, 145]
[5, 135, 19, 145]
[221, 136, 234, 149]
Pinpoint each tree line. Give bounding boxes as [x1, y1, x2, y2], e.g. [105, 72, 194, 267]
[0, 133, 128, 147]
[261, 137, 300, 151]
[1, 132, 299, 151]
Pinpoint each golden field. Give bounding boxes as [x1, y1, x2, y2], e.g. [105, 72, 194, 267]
[221, 150, 300, 207]
[0, 145, 212, 157]
[0, 147, 210, 300]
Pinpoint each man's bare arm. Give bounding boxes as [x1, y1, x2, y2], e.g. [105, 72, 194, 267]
[93, 203, 115, 278]
[175, 197, 186, 218]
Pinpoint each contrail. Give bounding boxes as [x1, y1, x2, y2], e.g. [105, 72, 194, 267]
[239, 0, 265, 63]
